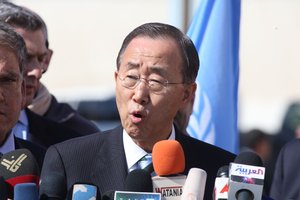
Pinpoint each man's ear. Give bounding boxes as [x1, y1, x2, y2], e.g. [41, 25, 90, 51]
[114, 71, 118, 82]
[43, 49, 53, 72]
[181, 83, 197, 107]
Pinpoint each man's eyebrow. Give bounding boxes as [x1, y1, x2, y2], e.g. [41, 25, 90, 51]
[0, 71, 20, 79]
[148, 66, 168, 77]
[124, 62, 139, 70]
[124, 62, 168, 77]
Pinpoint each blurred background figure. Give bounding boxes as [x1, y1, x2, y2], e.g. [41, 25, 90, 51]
[240, 129, 272, 162]
[271, 102, 300, 162]
[240, 128, 272, 195]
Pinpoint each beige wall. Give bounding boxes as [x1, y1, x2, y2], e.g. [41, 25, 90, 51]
[13, 0, 300, 133]
[239, 0, 300, 133]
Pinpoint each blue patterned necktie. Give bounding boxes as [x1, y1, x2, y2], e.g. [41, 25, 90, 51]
[130, 154, 152, 172]
[137, 154, 152, 170]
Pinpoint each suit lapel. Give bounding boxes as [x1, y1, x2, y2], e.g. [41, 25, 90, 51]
[93, 126, 128, 192]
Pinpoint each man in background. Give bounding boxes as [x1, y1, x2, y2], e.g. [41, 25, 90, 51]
[0, 21, 45, 168]
[0, 1, 99, 147]
[0, 1, 99, 136]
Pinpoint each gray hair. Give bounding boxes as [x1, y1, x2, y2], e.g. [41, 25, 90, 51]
[0, 21, 27, 74]
[116, 22, 199, 84]
[0, 1, 49, 48]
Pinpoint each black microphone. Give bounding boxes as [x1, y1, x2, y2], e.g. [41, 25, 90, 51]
[39, 172, 67, 200]
[228, 151, 265, 200]
[102, 190, 115, 200]
[0, 149, 40, 199]
[125, 169, 153, 192]
[213, 165, 229, 200]
[103, 169, 158, 200]
[0, 176, 8, 200]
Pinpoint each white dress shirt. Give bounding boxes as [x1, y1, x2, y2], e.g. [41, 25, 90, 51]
[123, 125, 176, 172]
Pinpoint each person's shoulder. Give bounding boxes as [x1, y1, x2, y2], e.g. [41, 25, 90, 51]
[46, 95, 100, 134]
[281, 138, 300, 153]
[52, 126, 122, 149]
[15, 137, 46, 169]
[177, 132, 236, 160]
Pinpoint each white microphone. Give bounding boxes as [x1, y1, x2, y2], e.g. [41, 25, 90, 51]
[213, 165, 229, 200]
[181, 168, 207, 200]
[227, 151, 265, 200]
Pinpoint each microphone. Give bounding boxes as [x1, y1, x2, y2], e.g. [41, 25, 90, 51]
[109, 169, 161, 200]
[39, 172, 67, 200]
[0, 149, 40, 198]
[125, 169, 153, 192]
[181, 168, 207, 200]
[14, 183, 39, 200]
[228, 151, 265, 200]
[152, 140, 186, 199]
[213, 165, 229, 200]
[0, 176, 8, 200]
[67, 183, 99, 200]
[102, 190, 115, 200]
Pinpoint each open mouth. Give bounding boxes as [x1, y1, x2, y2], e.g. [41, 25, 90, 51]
[133, 113, 143, 118]
[130, 111, 145, 123]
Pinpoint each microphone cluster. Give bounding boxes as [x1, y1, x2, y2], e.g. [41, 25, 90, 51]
[1, 143, 272, 200]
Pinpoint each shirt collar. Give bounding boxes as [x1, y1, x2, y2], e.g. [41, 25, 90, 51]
[0, 130, 16, 154]
[19, 109, 28, 126]
[123, 124, 176, 171]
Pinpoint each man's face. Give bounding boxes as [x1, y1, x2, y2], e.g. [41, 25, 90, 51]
[14, 28, 49, 106]
[115, 36, 193, 150]
[0, 46, 24, 142]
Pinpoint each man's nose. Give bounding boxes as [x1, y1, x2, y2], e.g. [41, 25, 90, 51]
[26, 59, 44, 79]
[132, 81, 150, 105]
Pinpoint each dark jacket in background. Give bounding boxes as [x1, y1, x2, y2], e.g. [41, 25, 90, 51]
[43, 96, 99, 135]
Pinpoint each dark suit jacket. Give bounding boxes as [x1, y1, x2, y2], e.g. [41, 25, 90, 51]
[40, 125, 235, 200]
[15, 137, 46, 171]
[43, 95, 99, 135]
[270, 139, 300, 200]
[26, 108, 92, 148]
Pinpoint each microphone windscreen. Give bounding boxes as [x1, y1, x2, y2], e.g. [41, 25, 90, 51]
[152, 140, 185, 176]
[234, 151, 263, 167]
[14, 183, 38, 200]
[125, 169, 153, 192]
[181, 168, 207, 200]
[0, 149, 40, 198]
[39, 172, 66, 200]
[217, 165, 229, 177]
[102, 190, 115, 200]
[0, 176, 8, 200]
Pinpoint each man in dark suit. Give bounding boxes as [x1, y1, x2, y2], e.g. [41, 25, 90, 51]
[270, 139, 300, 199]
[0, 1, 99, 139]
[0, 22, 45, 169]
[40, 22, 235, 200]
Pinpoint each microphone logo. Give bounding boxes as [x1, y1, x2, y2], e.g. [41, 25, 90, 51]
[1, 153, 27, 172]
[220, 184, 228, 193]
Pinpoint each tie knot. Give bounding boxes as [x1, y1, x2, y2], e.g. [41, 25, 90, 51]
[137, 154, 152, 170]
